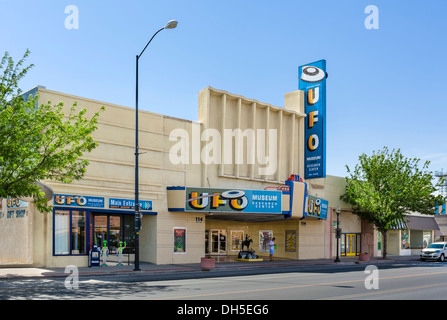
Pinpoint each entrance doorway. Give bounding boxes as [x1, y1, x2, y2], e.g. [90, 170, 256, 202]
[342, 233, 360, 256]
[208, 229, 227, 255]
[92, 213, 135, 255]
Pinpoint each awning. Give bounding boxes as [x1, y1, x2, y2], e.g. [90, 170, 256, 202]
[435, 216, 447, 236]
[405, 215, 439, 231]
[390, 215, 439, 231]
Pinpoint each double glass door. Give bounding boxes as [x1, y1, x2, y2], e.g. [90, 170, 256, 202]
[93, 214, 135, 254]
[342, 233, 360, 256]
[208, 230, 227, 255]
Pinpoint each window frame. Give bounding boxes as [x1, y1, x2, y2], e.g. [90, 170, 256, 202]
[52, 207, 157, 257]
[53, 208, 89, 256]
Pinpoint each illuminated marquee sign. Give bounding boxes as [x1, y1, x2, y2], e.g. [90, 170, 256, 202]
[185, 187, 282, 214]
[299, 60, 327, 179]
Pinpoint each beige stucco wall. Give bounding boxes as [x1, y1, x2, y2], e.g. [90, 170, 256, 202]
[197, 88, 355, 261]
[29, 88, 207, 266]
[0, 85, 355, 267]
[0, 199, 33, 265]
[198, 87, 306, 185]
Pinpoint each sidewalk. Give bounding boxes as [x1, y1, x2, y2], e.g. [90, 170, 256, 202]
[0, 255, 423, 280]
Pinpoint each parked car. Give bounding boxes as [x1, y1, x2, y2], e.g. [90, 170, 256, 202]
[420, 242, 447, 262]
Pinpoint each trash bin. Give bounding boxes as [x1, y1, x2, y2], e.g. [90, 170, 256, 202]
[89, 245, 101, 267]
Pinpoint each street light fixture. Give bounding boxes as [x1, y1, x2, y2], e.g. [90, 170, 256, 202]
[134, 20, 178, 271]
[164, 20, 178, 29]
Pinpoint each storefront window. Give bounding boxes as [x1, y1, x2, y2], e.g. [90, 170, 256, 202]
[71, 211, 86, 254]
[401, 230, 410, 249]
[94, 215, 108, 248]
[54, 210, 138, 256]
[109, 215, 122, 254]
[205, 230, 209, 254]
[123, 215, 135, 253]
[55, 210, 87, 255]
[377, 232, 381, 251]
[55, 210, 70, 255]
[231, 231, 244, 252]
[423, 231, 432, 248]
[93, 214, 135, 253]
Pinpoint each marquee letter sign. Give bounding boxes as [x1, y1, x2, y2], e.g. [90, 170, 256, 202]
[185, 188, 282, 214]
[299, 60, 327, 179]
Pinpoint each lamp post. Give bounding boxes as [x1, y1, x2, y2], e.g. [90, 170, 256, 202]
[334, 207, 341, 262]
[134, 20, 178, 271]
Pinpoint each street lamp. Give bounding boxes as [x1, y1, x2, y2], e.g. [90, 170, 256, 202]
[134, 20, 178, 271]
[334, 207, 341, 262]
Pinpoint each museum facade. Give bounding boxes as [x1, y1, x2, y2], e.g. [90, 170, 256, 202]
[0, 84, 377, 267]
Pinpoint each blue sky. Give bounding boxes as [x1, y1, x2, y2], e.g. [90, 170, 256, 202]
[1, 0, 446, 178]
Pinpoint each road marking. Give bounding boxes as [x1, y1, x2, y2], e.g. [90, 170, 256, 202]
[321, 282, 447, 300]
[151, 269, 447, 300]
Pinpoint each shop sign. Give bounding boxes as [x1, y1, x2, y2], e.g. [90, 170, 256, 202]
[54, 194, 105, 208]
[6, 198, 28, 208]
[305, 195, 328, 219]
[299, 59, 327, 179]
[109, 198, 152, 211]
[185, 187, 282, 214]
[5, 198, 28, 219]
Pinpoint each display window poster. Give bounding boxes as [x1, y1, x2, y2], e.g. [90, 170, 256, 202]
[174, 228, 186, 254]
[401, 230, 410, 250]
[285, 230, 297, 252]
[231, 230, 244, 251]
[259, 230, 273, 252]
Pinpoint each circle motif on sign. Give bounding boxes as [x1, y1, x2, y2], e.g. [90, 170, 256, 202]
[221, 190, 245, 199]
[300, 66, 326, 83]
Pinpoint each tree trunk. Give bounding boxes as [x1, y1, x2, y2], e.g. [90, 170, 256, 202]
[382, 230, 388, 259]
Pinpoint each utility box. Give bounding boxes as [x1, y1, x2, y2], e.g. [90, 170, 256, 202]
[89, 245, 101, 267]
[336, 228, 342, 239]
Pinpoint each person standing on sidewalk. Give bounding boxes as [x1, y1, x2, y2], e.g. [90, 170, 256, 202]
[269, 237, 276, 261]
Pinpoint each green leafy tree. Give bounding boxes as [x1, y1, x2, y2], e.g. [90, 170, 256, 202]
[341, 147, 444, 259]
[0, 50, 104, 212]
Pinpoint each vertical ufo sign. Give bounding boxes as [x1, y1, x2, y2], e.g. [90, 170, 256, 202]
[299, 60, 327, 179]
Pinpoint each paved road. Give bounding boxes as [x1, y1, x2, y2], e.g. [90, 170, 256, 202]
[2, 261, 447, 302]
[142, 263, 447, 300]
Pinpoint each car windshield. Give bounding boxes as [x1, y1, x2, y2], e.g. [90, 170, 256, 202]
[428, 244, 444, 249]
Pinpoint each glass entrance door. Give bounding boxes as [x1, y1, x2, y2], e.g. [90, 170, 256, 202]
[210, 230, 227, 255]
[109, 215, 122, 254]
[343, 233, 360, 256]
[94, 215, 108, 248]
[93, 214, 135, 255]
